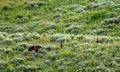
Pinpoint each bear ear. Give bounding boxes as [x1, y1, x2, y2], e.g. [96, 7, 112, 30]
[31, 46, 34, 48]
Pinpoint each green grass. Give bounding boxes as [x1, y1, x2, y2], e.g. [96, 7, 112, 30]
[0, 0, 120, 72]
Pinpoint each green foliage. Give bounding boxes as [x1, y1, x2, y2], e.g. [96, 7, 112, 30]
[4, 48, 14, 54]
[0, 0, 120, 71]
[25, 1, 47, 9]
[102, 17, 120, 24]
[0, 35, 5, 41]
[2, 38, 14, 45]
[10, 57, 25, 65]
[106, 12, 118, 18]
[66, 25, 80, 34]
[1, 5, 13, 11]
[87, 1, 115, 10]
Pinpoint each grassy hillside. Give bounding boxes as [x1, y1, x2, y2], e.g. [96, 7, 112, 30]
[0, 0, 120, 72]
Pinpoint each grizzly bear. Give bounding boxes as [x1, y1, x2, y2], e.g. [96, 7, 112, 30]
[28, 45, 42, 52]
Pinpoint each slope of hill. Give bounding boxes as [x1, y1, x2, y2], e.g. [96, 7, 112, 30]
[0, 0, 120, 72]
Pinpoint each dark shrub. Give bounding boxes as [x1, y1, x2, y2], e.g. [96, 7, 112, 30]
[102, 17, 119, 24]
[15, 14, 23, 19]
[1, 5, 13, 11]
[106, 12, 118, 18]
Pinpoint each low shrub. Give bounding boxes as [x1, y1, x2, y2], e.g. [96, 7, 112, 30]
[0, 47, 5, 51]
[102, 17, 120, 24]
[29, 51, 39, 60]
[87, 1, 114, 9]
[12, 37, 23, 42]
[0, 35, 5, 41]
[65, 4, 86, 11]
[16, 17, 29, 24]
[71, 41, 79, 48]
[44, 45, 59, 52]
[56, 37, 66, 43]
[72, 5, 86, 13]
[10, 57, 25, 65]
[46, 23, 56, 30]
[22, 32, 40, 40]
[3, 26, 14, 33]
[14, 27, 26, 33]
[15, 14, 24, 19]
[25, 1, 47, 9]
[106, 12, 118, 18]
[22, 49, 29, 56]
[42, 60, 51, 66]
[2, 38, 14, 45]
[53, 7, 67, 13]
[50, 34, 64, 42]
[18, 43, 30, 48]
[0, 60, 7, 70]
[53, 13, 62, 19]
[1, 5, 13, 11]
[113, 8, 120, 13]
[4, 48, 13, 54]
[66, 25, 80, 34]
[47, 52, 57, 61]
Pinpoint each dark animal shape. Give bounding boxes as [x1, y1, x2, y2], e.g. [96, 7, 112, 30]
[60, 43, 64, 48]
[96, 37, 102, 43]
[28, 45, 42, 52]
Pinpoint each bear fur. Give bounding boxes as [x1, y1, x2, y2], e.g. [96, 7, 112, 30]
[28, 45, 42, 52]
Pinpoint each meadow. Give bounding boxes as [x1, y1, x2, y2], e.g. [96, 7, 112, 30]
[0, 0, 120, 72]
